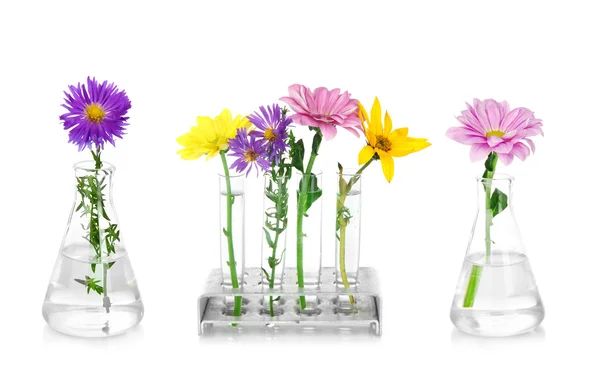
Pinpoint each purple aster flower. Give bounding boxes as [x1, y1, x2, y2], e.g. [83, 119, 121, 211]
[229, 128, 271, 176]
[248, 104, 291, 164]
[60, 77, 131, 151]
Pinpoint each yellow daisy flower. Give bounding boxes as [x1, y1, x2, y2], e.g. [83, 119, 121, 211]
[176, 108, 250, 161]
[357, 97, 431, 182]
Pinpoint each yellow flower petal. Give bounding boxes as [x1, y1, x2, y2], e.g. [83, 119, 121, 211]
[358, 146, 376, 165]
[219, 108, 232, 124]
[378, 151, 395, 183]
[177, 108, 249, 161]
[354, 96, 430, 182]
[357, 101, 370, 133]
[384, 110, 392, 135]
[388, 127, 408, 140]
[389, 137, 431, 157]
[371, 97, 382, 135]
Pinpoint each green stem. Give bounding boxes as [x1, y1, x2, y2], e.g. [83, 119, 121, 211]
[268, 175, 284, 317]
[336, 157, 373, 304]
[296, 132, 321, 309]
[220, 151, 242, 317]
[94, 148, 112, 313]
[463, 152, 497, 308]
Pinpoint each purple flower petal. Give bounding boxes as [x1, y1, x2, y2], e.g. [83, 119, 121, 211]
[59, 76, 131, 151]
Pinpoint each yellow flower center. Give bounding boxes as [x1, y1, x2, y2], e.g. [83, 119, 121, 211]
[264, 128, 277, 142]
[486, 130, 505, 137]
[244, 149, 258, 162]
[375, 135, 392, 152]
[85, 103, 106, 124]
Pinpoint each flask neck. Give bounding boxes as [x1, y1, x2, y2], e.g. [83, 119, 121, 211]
[73, 161, 115, 201]
[469, 174, 524, 259]
[476, 174, 513, 213]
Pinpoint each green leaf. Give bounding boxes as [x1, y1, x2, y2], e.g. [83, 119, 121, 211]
[261, 267, 271, 282]
[291, 139, 305, 173]
[223, 228, 229, 237]
[91, 263, 96, 273]
[299, 173, 322, 213]
[338, 171, 348, 198]
[483, 152, 498, 179]
[311, 130, 323, 155]
[263, 228, 275, 249]
[81, 276, 103, 295]
[490, 188, 508, 217]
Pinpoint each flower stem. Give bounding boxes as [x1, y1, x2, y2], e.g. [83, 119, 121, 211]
[463, 152, 497, 308]
[268, 175, 284, 316]
[220, 151, 242, 317]
[296, 131, 322, 309]
[93, 148, 112, 313]
[337, 157, 374, 304]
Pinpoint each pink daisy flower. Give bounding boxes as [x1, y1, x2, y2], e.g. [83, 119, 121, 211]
[446, 99, 543, 165]
[280, 84, 361, 141]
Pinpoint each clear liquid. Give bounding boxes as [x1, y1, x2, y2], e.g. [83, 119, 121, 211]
[219, 190, 244, 288]
[43, 249, 143, 337]
[336, 189, 361, 286]
[450, 252, 544, 337]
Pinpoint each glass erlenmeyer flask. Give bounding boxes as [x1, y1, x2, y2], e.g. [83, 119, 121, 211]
[450, 174, 544, 337]
[42, 161, 143, 337]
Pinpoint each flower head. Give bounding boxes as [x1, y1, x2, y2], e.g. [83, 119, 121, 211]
[177, 108, 250, 161]
[248, 104, 291, 164]
[60, 77, 131, 151]
[446, 99, 543, 165]
[228, 128, 270, 176]
[280, 84, 361, 141]
[358, 97, 431, 183]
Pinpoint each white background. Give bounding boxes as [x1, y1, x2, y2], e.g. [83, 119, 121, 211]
[0, 0, 598, 373]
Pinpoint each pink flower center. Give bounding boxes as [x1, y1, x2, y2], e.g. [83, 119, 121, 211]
[486, 130, 505, 138]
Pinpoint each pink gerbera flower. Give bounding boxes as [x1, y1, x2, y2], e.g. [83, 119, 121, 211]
[446, 99, 543, 165]
[280, 84, 361, 141]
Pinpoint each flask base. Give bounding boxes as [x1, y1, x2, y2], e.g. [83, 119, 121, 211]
[450, 306, 544, 337]
[42, 302, 143, 338]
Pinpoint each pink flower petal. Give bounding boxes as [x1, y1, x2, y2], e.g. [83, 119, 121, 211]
[329, 91, 351, 114]
[470, 143, 492, 162]
[339, 115, 361, 127]
[289, 113, 321, 128]
[324, 88, 341, 113]
[446, 127, 487, 145]
[313, 87, 329, 114]
[525, 138, 536, 153]
[319, 124, 337, 141]
[511, 142, 531, 161]
[497, 152, 514, 165]
[484, 99, 502, 129]
[474, 99, 492, 132]
[491, 141, 513, 154]
[280, 84, 310, 113]
[449, 99, 543, 163]
[487, 135, 504, 147]
[342, 125, 361, 137]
